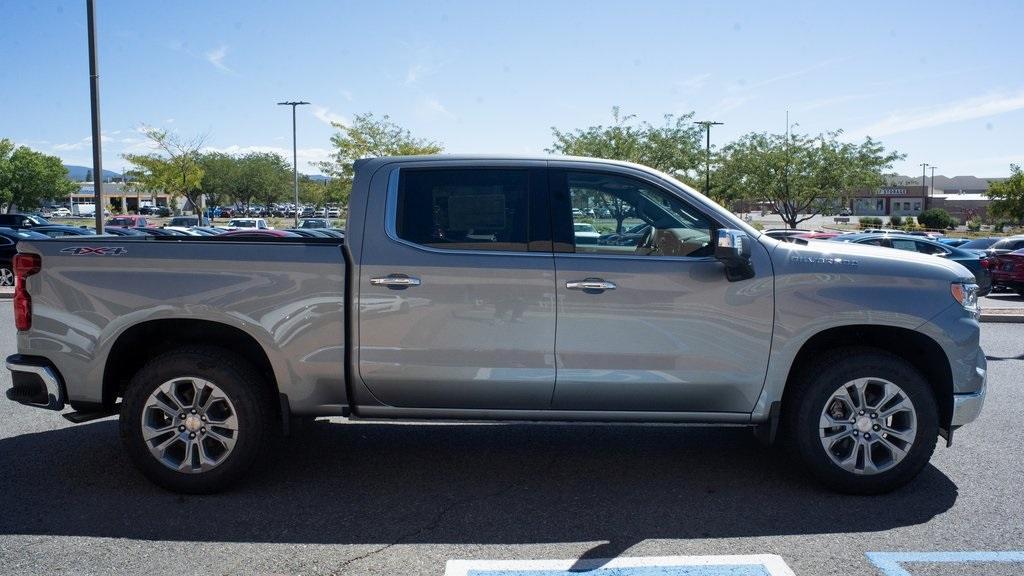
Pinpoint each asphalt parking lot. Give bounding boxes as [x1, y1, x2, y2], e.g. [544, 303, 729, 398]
[0, 302, 1021, 576]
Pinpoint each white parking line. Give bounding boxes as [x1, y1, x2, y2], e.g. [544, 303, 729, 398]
[445, 554, 797, 576]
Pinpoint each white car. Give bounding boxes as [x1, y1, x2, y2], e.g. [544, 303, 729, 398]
[227, 218, 271, 230]
[52, 208, 71, 218]
[327, 207, 341, 218]
[573, 222, 601, 245]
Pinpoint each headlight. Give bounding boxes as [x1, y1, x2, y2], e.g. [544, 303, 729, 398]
[951, 282, 980, 317]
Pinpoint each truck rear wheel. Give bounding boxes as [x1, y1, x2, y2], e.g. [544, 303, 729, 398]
[119, 347, 274, 494]
[785, 348, 939, 494]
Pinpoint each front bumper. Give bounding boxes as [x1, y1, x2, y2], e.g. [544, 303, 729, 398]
[5, 354, 65, 411]
[951, 364, 987, 428]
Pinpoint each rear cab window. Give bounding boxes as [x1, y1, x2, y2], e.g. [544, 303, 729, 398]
[394, 168, 548, 252]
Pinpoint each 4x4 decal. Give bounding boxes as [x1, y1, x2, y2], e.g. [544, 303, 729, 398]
[59, 246, 128, 256]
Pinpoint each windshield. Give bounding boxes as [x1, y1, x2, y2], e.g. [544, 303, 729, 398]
[959, 238, 998, 249]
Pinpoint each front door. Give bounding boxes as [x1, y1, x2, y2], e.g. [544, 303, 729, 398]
[549, 166, 774, 413]
[357, 164, 557, 409]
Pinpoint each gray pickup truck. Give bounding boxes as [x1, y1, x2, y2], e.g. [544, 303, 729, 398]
[6, 156, 986, 494]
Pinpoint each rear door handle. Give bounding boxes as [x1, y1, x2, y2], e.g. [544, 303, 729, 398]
[565, 279, 616, 291]
[370, 274, 421, 287]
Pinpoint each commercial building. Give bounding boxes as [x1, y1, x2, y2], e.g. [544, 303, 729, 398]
[69, 182, 173, 212]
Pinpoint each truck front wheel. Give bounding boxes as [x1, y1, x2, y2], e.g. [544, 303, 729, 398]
[785, 348, 939, 494]
[120, 347, 274, 494]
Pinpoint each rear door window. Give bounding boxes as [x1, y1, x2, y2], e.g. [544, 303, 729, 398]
[891, 239, 917, 252]
[395, 168, 535, 252]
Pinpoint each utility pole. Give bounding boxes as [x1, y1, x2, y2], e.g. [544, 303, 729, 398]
[693, 120, 723, 197]
[87, 0, 104, 233]
[277, 101, 310, 227]
[919, 163, 929, 211]
[929, 165, 937, 199]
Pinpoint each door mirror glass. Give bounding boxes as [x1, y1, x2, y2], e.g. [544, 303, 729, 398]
[715, 229, 754, 281]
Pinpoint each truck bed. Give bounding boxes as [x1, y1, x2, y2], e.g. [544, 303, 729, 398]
[14, 236, 348, 415]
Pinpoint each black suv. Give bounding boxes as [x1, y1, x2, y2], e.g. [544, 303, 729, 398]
[0, 213, 49, 230]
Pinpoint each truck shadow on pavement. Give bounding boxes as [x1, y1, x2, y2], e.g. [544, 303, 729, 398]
[0, 419, 957, 558]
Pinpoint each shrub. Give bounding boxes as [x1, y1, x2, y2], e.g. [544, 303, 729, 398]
[967, 218, 982, 232]
[889, 215, 902, 226]
[917, 208, 956, 230]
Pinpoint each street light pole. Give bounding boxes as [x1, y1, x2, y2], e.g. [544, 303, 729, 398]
[929, 165, 937, 199]
[693, 120, 723, 197]
[87, 0, 104, 233]
[277, 101, 310, 228]
[919, 162, 929, 210]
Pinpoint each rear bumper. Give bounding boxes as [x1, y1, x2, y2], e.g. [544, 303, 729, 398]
[951, 364, 986, 428]
[5, 354, 65, 411]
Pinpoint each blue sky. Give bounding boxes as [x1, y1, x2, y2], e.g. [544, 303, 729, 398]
[2, 0, 1022, 177]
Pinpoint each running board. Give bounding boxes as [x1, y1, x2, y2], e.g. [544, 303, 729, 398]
[62, 403, 121, 423]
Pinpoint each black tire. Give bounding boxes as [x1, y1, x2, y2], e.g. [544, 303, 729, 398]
[783, 347, 939, 494]
[120, 346, 276, 494]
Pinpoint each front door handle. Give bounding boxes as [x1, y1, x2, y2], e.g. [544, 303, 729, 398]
[370, 274, 421, 288]
[566, 278, 617, 291]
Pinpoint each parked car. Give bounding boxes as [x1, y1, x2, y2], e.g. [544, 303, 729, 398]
[162, 226, 204, 236]
[984, 236, 1024, 257]
[285, 229, 334, 238]
[990, 248, 1024, 296]
[907, 231, 944, 239]
[107, 215, 152, 228]
[0, 227, 49, 286]
[0, 213, 50, 230]
[939, 237, 971, 247]
[168, 216, 211, 227]
[958, 237, 1001, 252]
[6, 155, 986, 496]
[327, 207, 342, 218]
[102, 226, 148, 237]
[795, 232, 840, 240]
[573, 222, 601, 245]
[188, 227, 225, 236]
[764, 228, 813, 242]
[29, 225, 96, 238]
[226, 218, 271, 230]
[134, 227, 189, 237]
[832, 233, 991, 295]
[51, 207, 72, 218]
[299, 218, 330, 229]
[218, 229, 299, 238]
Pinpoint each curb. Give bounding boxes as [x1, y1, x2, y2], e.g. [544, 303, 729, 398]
[981, 310, 1024, 323]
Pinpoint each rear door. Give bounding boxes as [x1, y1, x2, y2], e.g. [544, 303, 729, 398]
[357, 162, 557, 409]
[548, 164, 774, 413]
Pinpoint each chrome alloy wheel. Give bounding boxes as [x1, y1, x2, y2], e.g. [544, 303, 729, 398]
[0, 267, 13, 287]
[819, 377, 917, 475]
[141, 377, 239, 473]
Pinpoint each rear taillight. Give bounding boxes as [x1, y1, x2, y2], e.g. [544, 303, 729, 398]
[980, 257, 992, 270]
[13, 253, 41, 331]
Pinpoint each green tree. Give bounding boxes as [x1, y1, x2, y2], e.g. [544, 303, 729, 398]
[124, 129, 205, 214]
[298, 176, 328, 208]
[0, 139, 78, 213]
[918, 208, 956, 230]
[318, 113, 443, 206]
[715, 130, 903, 229]
[548, 107, 704, 184]
[84, 168, 93, 182]
[988, 164, 1024, 224]
[234, 152, 291, 211]
[198, 152, 239, 208]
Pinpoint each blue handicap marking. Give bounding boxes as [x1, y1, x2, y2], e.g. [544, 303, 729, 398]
[445, 555, 796, 576]
[866, 551, 1024, 576]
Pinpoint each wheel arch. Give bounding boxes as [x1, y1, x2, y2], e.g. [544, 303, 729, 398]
[102, 319, 281, 412]
[781, 325, 954, 430]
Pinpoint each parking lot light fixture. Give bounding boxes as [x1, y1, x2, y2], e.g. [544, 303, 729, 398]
[277, 101, 310, 227]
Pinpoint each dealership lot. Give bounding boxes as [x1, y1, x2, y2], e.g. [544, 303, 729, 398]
[0, 303, 1021, 576]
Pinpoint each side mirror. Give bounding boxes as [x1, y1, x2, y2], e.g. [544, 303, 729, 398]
[715, 228, 754, 281]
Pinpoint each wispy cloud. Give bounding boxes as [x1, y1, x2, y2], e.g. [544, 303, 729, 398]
[730, 57, 847, 93]
[205, 45, 233, 73]
[311, 105, 347, 127]
[709, 95, 756, 117]
[416, 96, 456, 121]
[796, 93, 874, 112]
[676, 73, 711, 93]
[852, 88, 1024, 138]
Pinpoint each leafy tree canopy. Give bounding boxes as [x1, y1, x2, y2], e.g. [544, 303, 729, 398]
[0, 138, 78, 213]
[988, 164, 1024, 224]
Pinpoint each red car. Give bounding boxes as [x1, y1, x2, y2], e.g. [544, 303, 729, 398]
[990, 248, 1024, 296]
